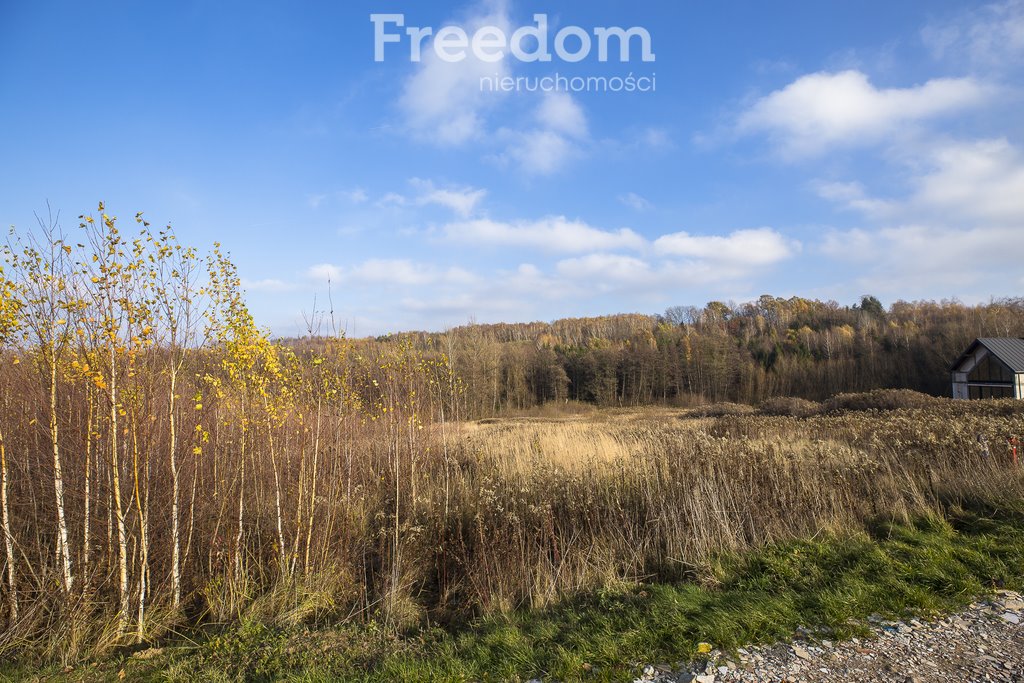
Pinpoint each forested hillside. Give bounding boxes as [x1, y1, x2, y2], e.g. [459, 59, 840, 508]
[289, 296, 1024, 416]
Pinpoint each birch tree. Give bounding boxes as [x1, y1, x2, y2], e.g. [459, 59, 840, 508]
[0, 262, 23, 620]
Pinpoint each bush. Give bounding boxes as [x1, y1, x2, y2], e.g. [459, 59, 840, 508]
[823, 389, 940, 413]
[758, 396, 821, 418]
[692, 402, 757, 418]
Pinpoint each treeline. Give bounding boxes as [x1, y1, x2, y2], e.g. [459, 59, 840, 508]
[288, 296, 1024, 417]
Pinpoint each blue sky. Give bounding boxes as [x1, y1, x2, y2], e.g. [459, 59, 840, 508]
[2, 1, 1023, 336]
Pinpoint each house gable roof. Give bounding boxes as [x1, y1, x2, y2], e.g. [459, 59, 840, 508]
[950, 338, 1024, 373]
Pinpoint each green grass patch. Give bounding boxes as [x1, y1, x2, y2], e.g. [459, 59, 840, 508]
[15, 505, 1024, 683]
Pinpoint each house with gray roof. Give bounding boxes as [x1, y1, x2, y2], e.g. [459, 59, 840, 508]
[950, 338, 1024, 399]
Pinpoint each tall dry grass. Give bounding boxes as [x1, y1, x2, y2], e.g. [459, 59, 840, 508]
[431, 401, 1024, 614]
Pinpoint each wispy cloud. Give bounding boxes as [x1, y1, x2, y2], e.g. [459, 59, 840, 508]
[395, 4, 594, 175]
[922, 0, 1024, 68]
[306, 263, 342, 283]
[618, 192, 652, 211]
[307, 188, 368, 209]
[494, 92, 591, 175]
[242, 278, 300, 293]
[818, 137, 1024, 295]
[308, 259, 477, 287]
[812, 180, 896, 217]
[399, 0, 513, 145]
[409, 178, 487, 217]
[535, 91, 588, 138]
[817, 138, 1024, 226]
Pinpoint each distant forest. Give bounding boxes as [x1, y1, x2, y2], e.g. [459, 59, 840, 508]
[288, 296, 1024, 416]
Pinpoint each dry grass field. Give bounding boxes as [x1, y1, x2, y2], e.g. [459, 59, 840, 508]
[4, 396, 1024, 681]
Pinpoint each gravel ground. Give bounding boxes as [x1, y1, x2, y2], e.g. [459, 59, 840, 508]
[628, 590, 1024, 683]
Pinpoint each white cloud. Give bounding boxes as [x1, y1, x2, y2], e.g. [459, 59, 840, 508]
[376, 192, 408, 208]
[535, 92, 588, 138]
[397, 4, 594, 175]
[737, 70, 992, 157]
[349, 259, 477, 286]
[308, 188, 368, 210]
[822, 222, 1024, 293]
[639, 127, 671, 148]
[813, 181, 896, 217]
[817, 138, 1024, 226]
[307, 263, 342, 283]
[654, 227, 799, 266]
[399, 1, 512, 145]
[443, 216, 645, 252]
[618, 192, 652, 211]
[912, 138, 1024, 224]
[502, 263, 563, 296]
[410, 178, 487, 217]
[556, 253, 652, 282]
[497, 92, 590, 175]
[309, 259, 477, 288]
[817, 138, 1024, 296]
[922, 0, 1024, 67]
[554, 245, 795, 294]
[499, 129, 578, 175]
[341, 188, 369, 204]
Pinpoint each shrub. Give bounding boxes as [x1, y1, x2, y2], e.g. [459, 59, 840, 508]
[823, 389, 941, 413]
[692, 402, 757, 418]
[758, 396, 821, 418]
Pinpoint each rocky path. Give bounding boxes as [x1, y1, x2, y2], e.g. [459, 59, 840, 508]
[632, 590, 1024, 683]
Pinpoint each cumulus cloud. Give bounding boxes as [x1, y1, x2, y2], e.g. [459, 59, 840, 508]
[443, 216, 645, 252]
[654, 227, 799, 266]
[737, 70, 992, 157]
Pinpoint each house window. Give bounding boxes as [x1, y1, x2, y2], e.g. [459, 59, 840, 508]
[969, 384, 1014, 399]
[968, 353, 1014, 383]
